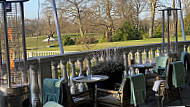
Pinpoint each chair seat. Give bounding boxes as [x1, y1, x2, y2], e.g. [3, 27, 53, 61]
[146, 78, 156, 86]
[97, 95, 120, 106]
[73, 96, 91, 103]
[146, 73, 157, 78]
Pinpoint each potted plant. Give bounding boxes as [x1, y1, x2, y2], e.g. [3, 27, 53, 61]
[92, 60, 124, 90]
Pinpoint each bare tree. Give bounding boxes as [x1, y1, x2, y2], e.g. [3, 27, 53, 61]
[130, 0, 148, 31]
[59, 0, 92, 37]
[149, 0, 157, 37]
[89, 0, 114, 42]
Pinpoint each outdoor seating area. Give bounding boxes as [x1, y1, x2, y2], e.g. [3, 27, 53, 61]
[39, 48, 190, 107]
[0, 38, 190, 107]
[1, 0, 190, 107]
[1, 40, 190, 107]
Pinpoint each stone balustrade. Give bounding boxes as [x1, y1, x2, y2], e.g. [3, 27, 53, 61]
[28, 41, 190, 106]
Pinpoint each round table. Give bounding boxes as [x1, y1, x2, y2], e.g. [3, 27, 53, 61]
[73, 75, 109, 106]
[129, 63, 156, 74]
[73, 75, 109, 83]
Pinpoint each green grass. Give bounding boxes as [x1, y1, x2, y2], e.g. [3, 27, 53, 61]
[26, 35, 190, 52]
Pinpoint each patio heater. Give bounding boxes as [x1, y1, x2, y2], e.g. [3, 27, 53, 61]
[159, 7, 180, 58]
[0, 0, 29, 107]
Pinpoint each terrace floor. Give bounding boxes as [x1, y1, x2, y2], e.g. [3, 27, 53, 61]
[140, 83, 190, 107]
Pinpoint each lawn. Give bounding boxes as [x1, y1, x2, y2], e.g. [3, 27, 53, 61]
[26, 35, 190, 52]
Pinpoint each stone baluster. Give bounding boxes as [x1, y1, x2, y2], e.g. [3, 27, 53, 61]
[145, 48, 149, 63]
[185, 45, 189, 52]
[78, 57, 85, 92]
[78, 57, 84, 76]
[102, 52, 106, 62]
[86, 56, 92, 75]
[61, 59, 68, 82]
[178, 45, 184, 58]
[124, 51, 130, 76]
[94, 56, 99, 66]
[51, 61, 59, 79]
[152, 47, 156, 63]
[130, 50, 136, 62]
[30, 64, 41, 107]
[158, 47, 162, 56]
[70, 58, 77, 94]
[138, 49, 143, 64]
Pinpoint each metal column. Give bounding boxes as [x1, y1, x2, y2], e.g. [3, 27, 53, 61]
[2, 2, 11, 87]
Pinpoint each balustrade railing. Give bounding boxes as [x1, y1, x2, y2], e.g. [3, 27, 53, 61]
[27, 41, 190, 106]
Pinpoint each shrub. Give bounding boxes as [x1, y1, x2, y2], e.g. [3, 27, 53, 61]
[62, 36, 75, 46]
[113, 22, 142, 41]
[153, 25, 162, 38]
[143, 31, 150, 39]
[92, 60, 124, 90]
[98, 35, 109, 43]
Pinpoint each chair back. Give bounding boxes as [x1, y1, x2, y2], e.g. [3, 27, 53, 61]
[59, 81, 73, 107]
[119, 78, 131, 105]
[166, 61, 185, 88]
[43, 78, 61, 105]
[153, 56, 169, 73]
[166, 63, 173, 88]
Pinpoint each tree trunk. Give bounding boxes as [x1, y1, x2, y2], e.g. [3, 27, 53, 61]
[106, 0, 113, 42]
[76, 4, 84, 37]
[136, 7, 139, 32]
[48, 16, 52, 35]
[149, 0, 157, 38]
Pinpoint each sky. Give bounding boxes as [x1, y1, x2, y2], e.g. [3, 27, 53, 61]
[24, 0, 45, 19]
[23, 0, 181, 19]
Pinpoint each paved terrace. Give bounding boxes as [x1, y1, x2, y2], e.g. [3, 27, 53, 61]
[140, 83, 190, 107]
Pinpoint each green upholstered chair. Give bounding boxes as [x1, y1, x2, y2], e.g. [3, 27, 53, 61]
[95, 77, 131, 107]
[43, 78, 61, 105]
[153, 56, 169, 74]
[181, 52, 190, 85]
[159, 61, 184, 105]
[146, 56, 169, 87]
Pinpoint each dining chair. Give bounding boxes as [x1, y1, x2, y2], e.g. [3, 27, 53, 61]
[43, 78, 62, 105]
[154, 61, 185, 106]
[165, 61, 184, 105]
[58, 80, 93, 107]
[181, 52, 190, 85]
[146, 56, 169, 89]
[153, 56, 169, 75]
[95, 77, 131, 107]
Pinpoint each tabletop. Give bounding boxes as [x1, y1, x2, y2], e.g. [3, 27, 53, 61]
[129, 63, 156, 68]
[73, 75, 109, 83]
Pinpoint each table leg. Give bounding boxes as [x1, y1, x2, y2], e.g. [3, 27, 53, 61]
[138, 68, 146, 75]
[87, 83, 95, 106]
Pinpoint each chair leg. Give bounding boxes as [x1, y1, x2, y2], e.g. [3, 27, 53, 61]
[178, 88, 183, 104]
[156, 96, 161, 107]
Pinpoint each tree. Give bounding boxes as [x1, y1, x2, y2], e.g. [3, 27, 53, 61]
[89, 0, 114, 42]
[59, 0, 92, 37]
[130, 0, 148, 31]
[42, 0, 57, 36]
[149, 0, 157, 38]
